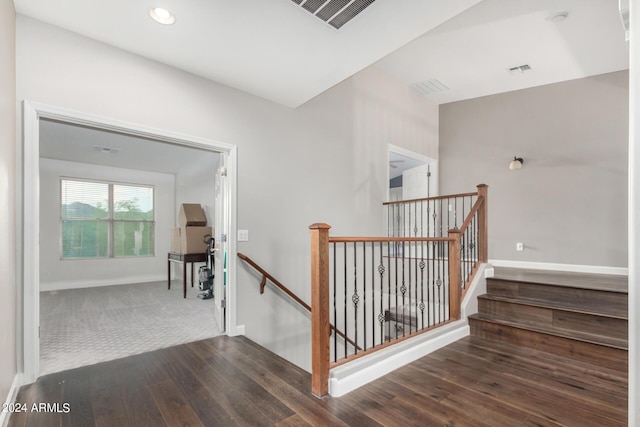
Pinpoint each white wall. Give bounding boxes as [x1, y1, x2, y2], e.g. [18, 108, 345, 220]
[0, 0, 16, 413]
[16, 16, 439, 371]
[440, 71, 629, 269]
[39, 158, 175, 290]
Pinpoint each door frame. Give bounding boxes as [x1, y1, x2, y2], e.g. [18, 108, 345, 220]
[21, 100, 240, 384]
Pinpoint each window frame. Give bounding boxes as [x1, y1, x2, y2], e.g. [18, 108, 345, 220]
[59, 177, 156, 260]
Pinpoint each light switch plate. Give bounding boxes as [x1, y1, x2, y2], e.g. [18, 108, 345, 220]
[238, 230, 249, 242]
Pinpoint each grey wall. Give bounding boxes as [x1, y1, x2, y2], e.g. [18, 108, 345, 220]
[440, 71, 629, 268]
[16, 16, 439, 371]
[0, 0, 16, 407]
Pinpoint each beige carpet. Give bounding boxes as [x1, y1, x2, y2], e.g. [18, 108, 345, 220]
[39, 280, 221, 375]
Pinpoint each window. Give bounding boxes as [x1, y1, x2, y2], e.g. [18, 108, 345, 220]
[61, 178, 155, 259]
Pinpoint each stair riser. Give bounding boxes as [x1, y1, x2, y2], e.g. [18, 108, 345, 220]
[478, 298, 628, 340]
[469, 318, 628, 372]
[487, 279, 628, 315]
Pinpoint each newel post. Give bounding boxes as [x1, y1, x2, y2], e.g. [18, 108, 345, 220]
[477, 184, 489, 263]
[448, 229, 462, 320]
[309, 223, 331, 397]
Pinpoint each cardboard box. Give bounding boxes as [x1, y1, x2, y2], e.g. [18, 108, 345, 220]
[170, 228, 181, 253]
[178, 203, 207, 228]
[180, 226, 213, 254]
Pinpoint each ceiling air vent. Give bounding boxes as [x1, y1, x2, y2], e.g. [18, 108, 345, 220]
[292, 0, 377, 29]
[508, 64, 532, 74]
[411, 79, 450, 95]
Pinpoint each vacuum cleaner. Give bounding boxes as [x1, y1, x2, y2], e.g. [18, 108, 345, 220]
[197, 234, 215, 300]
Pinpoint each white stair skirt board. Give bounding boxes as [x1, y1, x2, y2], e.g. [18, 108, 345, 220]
[0, 373, 23, 427]
[490, 259, 628, 276]
[329, 264, 491, 397]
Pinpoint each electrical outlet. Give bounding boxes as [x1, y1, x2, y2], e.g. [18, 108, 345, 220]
[238, 230, 249, 242]
[516, 242, 524, 251]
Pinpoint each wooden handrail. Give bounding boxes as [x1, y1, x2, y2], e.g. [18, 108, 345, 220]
[237, 252, 360, 355]
[382, 191, 478, 206]
[458, 196, 485, 232]
[329, 236, 453, 243]
[238, 252, 310, 310]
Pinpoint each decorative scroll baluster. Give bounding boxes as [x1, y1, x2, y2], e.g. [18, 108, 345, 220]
[378, 242, 386, 343]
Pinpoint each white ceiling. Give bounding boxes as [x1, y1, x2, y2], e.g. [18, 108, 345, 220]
[375, 0, 629, 104]
[14, 0, 628, 108]
[21, 0, 629, 171]
[39, 119, 218, 175]
[13, 0, 482, 108]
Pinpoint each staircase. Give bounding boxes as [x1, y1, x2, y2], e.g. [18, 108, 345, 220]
[468, 267, 628, 372]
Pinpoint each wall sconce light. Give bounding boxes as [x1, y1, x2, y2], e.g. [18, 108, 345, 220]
[509, 157, 524, 170]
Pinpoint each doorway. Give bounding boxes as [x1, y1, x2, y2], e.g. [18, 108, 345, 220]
[388, 144, 438, 201]
[21, 101, 239, 383]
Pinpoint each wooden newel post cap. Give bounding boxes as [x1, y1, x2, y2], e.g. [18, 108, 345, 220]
[309, 223, 331, 230]
[476, 183, 488, 189]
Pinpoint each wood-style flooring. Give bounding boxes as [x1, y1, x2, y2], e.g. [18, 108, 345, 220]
[8, 335, 627, 427]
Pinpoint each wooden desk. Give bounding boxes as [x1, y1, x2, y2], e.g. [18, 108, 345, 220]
[168, 252, 207, 298]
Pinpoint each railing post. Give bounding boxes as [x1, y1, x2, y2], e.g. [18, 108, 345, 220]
[476, 184, 489, 263]
[309, 223, 331, 397]
[448, 230, 462, 320]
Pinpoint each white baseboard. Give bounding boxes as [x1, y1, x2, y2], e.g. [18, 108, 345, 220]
[40, 274, 168, 292]
[489, 259, 628, 276]
[329, 321, 469, 397]
[1, 373, 23, 427]
[231, 325, 245, 336]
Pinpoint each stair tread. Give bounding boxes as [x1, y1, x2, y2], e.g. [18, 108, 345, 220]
[492, 267, 628, 294]
[477, 293, 628, 319]
[469, 313, 628, 350]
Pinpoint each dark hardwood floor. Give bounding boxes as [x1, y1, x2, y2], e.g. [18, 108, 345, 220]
[8, 335, 627, 427]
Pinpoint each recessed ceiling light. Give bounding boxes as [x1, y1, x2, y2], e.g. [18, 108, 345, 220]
[549, 11, 569, 23]
[149, 7, 176, 25]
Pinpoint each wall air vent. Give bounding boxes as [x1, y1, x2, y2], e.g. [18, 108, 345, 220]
[410, 79, 450, 95]
[508, 64, 532, 74]
[292, 0, 377, 29]
[92, 145, 120, 154]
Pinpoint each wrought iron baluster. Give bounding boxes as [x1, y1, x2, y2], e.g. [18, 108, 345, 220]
[419, 242, 425, 330]
[455, 197, 458, 229]
[437, 241, 443, 323]
[413, 201, 418, 237]
[371, 241, 374, 349]
[401, 241, 406, 337]
[343, 242, 347, 359]
[388, 240, 392, 342]
[352, 242, 358, 355]
[333, 242, 337, 363]
[363, 242, 367, 351]
[416, 242, 419, 332]
[395, 240, 399, 339]
[420, 200, 424, 238]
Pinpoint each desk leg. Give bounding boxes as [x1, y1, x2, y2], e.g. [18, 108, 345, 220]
[168, 258, 171, 290]
[183, 262, 187, 298]
[191, 262, 195, 287]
